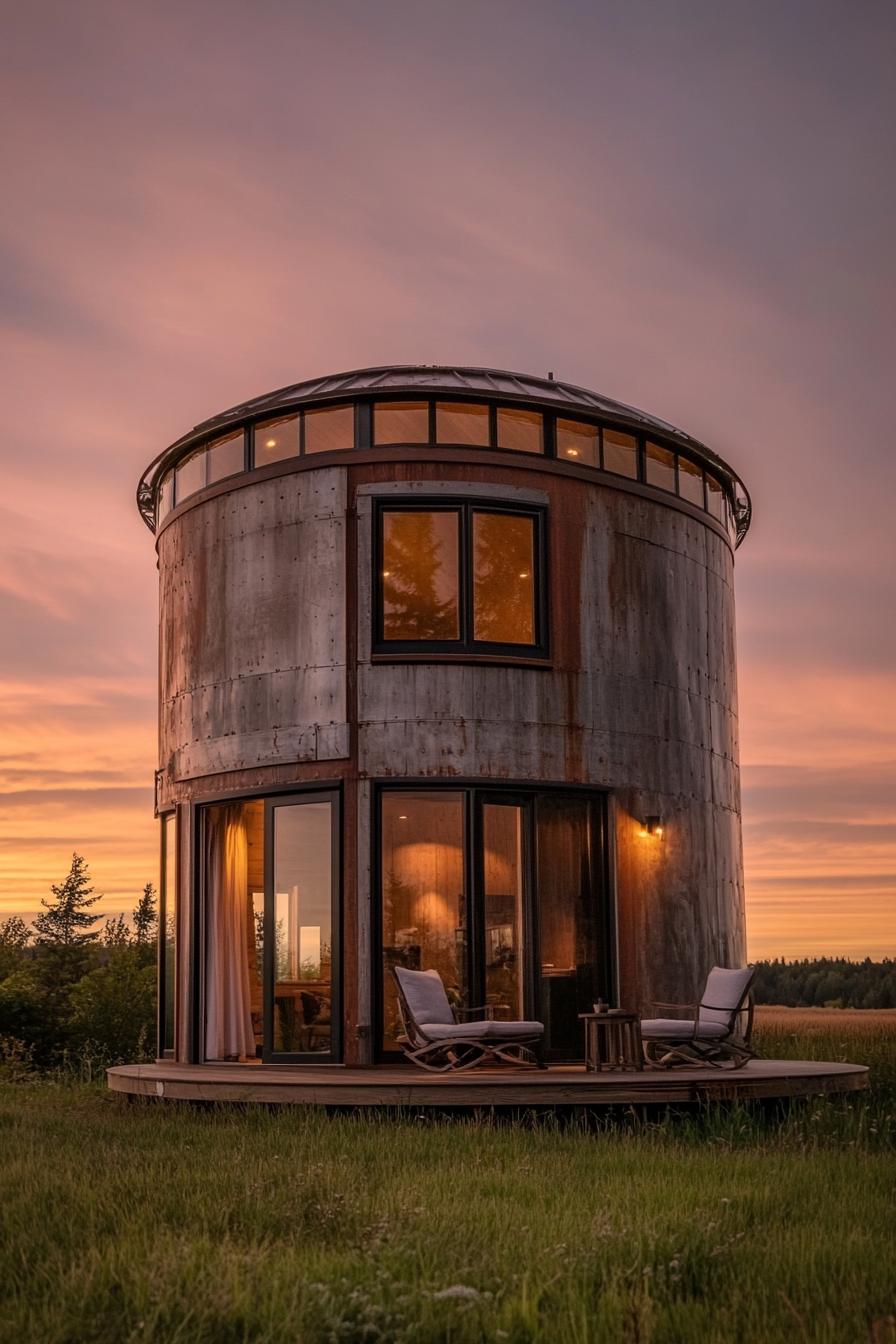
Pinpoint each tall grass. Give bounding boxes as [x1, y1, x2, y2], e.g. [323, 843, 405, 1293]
[0, 1012, 893, 1343]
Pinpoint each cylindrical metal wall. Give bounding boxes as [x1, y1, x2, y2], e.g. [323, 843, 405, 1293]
[154, 450, 745, 1063]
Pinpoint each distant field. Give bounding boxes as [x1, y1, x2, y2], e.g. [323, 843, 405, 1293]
[755, 1005, 896, 1031]
[0, 1015, 894, 1343]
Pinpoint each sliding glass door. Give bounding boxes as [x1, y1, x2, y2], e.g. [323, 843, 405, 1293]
[535, 794, 606, 1060]
[203, 791, 340, 1064]
[380, 791, 467, 1052]
[377, 786, 611, 1061]
[480, 797, 531, 1022]
[264, 794, 339, 1062]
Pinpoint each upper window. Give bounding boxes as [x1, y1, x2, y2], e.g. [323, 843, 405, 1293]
[305, 404, 354, 454]
[254, 415, 299, 466]
[375, 500, 547, 656]
[435, 401, 490, 446]
[374, 401, 430, 445]
[602, 428, 638, 479]
[645, 441, 676, 493]
[496, 406, 543, 454]
[677, 455, 705, 508]
[557, 417, 599, 466]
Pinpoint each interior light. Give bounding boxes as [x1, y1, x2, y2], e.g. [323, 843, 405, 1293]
[382, 569, 391, 578]
[519, 571, 530, 579]
[566, 447, 579, 457]
[398, 814, 408, 821]
[265, 438, 277, 449]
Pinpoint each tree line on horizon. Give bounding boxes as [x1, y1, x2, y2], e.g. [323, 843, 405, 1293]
[0, 852, 157, 1069]
[752, 957, 896, 1010]
[1, 853, 894, 1073]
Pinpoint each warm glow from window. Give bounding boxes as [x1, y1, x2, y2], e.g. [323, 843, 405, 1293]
[556, 417, 599, 466]
[254, 415, 299, 466]
[381, 510, 460, 641]
[304, 404, 355, 454]
[473, 511, 536, 644]
[496, 406, 543, 454]
[374, 401, 429, 445]
[435, 402, 490, 446]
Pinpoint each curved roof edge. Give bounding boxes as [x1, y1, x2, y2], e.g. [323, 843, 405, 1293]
[136, 364, 752, 544]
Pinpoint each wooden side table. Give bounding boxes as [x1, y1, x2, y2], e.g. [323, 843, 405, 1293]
[579, 1011, 644, 1071]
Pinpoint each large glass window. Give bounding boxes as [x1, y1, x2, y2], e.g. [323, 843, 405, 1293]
[435, 401, 490, 446]
[557, 417, 599, 466]
[483, 803, 525, 1019]
[374, 401, 430, 445]
[535, 794, 606, 1059]
[204, 799, 265, 1061]
[254, 415, 299, 467]
[203, 792, 339, 1063]
[270, 798, 336, 1057]
[304, 404, 355, 454]
[378, 787, 611, 1060]
[375, 501, 546, 654]
[496, 406, 543, 454]
[380, 791, 466, 1052]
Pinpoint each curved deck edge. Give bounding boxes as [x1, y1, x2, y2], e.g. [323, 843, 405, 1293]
[107, 1060, 869, 1108]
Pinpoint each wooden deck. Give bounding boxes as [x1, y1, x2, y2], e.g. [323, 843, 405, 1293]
[107, 1058, 868, 1108]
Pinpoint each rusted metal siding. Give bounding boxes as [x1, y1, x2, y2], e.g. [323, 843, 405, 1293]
[352, 461, 744, 1010]
[156, 468, 348, 801]
[156, 453, 745, 1056]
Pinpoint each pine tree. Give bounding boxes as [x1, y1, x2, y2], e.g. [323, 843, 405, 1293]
[382, 512, 458, 639]
[33, 853, 102, 946]
[102, 913, 131, 947]
[132, 883, 158, 946]
[0, 915, 30, 979]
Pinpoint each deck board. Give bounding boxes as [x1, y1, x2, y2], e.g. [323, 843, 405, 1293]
[107, 1059, 868, 1108]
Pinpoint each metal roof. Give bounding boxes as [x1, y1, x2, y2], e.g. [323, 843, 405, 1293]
[191, 364, 708, 444]
[137, 364, 751, 542]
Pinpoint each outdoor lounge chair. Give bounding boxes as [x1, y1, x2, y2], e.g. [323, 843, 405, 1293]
[392, 967, 545, 1072]
[640, 965, 757, 1069]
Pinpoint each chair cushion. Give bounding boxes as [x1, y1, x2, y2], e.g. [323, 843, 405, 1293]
[420, 1019, 544, 1041]
[394, 967, 455, 1025]
[700, 966, 754, 1027]
[641, 1017, 728, 1040]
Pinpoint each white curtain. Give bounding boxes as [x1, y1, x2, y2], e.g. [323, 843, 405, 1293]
[205, 806, 255, 1060]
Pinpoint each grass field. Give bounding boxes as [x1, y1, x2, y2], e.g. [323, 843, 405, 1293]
[0, 1010, 894, 1344]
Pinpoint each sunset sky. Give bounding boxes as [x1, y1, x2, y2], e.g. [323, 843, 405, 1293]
[1, 1, 893, 958]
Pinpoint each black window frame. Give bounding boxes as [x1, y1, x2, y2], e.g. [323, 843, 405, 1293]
[373, 497, 549, 659]
[157, 809, 176, 1060]
[372, 780, 615, 1064]
[195, 784, 343, 1066]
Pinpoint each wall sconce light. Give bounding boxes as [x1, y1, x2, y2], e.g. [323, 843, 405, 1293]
[639, 815, 664, 838]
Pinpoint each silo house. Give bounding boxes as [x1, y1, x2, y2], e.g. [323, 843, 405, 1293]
[135, 366, 755, 1077]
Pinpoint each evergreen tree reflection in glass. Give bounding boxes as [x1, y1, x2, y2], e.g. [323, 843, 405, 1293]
[473, 512, 536, 644]
[381, 511, 460, 640]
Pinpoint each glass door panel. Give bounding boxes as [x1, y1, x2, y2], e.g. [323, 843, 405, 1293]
[380, 791, 466, 1053]
[266, 795, 338, 1061]
[535, 795, 605, 1060]
[204, 798, 265, 1061]
[482, 803, 526, 1020]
